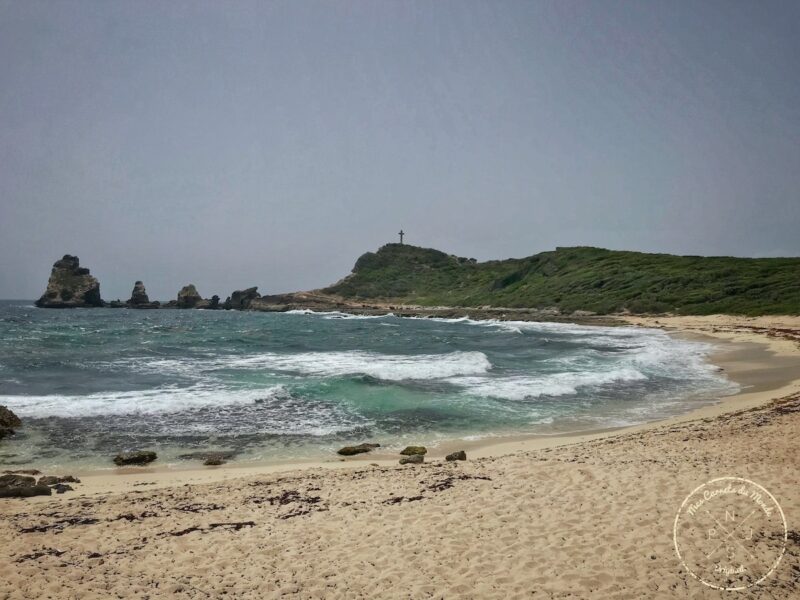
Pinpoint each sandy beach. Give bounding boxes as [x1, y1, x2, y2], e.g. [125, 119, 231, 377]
[1, 316, 799, 598]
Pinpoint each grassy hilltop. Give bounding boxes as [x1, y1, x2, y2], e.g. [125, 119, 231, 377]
[323, 244, 800, 315]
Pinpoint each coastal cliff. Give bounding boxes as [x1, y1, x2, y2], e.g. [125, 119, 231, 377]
[35, 255, 102, 308]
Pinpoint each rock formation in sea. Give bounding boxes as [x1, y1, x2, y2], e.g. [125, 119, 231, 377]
[113, 450, 158, 466]
[128, 281, 149, 305]
[35, 255, 103, 308]
[223, 287, 260, 310]
[0, 405, 22, 441]
[176, 284, 202, 308]
[337, 443, 380, 456]
[127, 281, 160, 309]
[194, 294, 221, 310]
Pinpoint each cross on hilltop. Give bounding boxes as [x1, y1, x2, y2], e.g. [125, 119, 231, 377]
[398, 229, 405, 244]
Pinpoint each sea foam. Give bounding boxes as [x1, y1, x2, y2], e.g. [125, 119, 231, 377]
[221, 350, 492, 381]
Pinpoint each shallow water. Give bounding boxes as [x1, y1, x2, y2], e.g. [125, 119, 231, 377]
[0, 301, 738, 471]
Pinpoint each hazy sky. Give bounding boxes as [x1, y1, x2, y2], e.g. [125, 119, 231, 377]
[2, 1, 799, 300]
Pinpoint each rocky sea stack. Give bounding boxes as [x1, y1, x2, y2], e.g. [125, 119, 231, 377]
[176, 284, 202, 308]
[35, 255, 102, 308]
[127, 281, 159, 309]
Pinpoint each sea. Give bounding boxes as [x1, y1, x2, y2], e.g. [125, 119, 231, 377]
[0, 300, 739, 471]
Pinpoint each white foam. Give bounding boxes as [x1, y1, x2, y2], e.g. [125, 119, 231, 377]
[451, 367, 648, 400]
[224, 350, 492, 381]
[0, 384, 288, 418]
[284, 309, 394, 320]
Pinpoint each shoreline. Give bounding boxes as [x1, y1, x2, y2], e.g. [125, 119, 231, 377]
[17, 314, 799, 498]
[3, 314, 799, 597]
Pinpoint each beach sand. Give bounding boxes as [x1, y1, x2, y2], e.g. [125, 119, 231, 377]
[1, 316, 799, 598]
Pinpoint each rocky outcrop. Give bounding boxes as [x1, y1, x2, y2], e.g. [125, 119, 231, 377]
[399, 454, 424, 465]
[35, 255, 102, 308]
[0, 406, 21, 441]
[127, 281, 160, 309]
[400, 446, 427, 456]
[337, 443, 380, 456]
[446, 450, 467, 461]
[176, 285, 202, 308]
[113, 450, 157, 466]
[224, 287, 260, 310]
[129, 281, 149, 304]
[177, 450, 237, 462]
[195, 295, 221, 310]
[0, 474, 52, 498]
[37, 475, 80, 486]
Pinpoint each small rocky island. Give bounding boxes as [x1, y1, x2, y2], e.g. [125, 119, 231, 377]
[35, 255, 103, 308]
[127, 281, 159, 309]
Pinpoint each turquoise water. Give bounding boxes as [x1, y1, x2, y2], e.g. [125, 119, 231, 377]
[0, 301, 737, 471]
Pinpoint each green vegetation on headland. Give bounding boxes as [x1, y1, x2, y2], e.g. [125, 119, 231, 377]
[323, 244, 800, 315]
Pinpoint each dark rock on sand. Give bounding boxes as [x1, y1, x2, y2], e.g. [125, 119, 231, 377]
[0, 474, 52, 498]
[337, 443, 380, 456]
[400, 446, 427, 456]
[446, 450, 467, 461]
[35, 255, 103, 308]
[203, 455, 225, 466]
[399, 454, 424, 465]
[0, 474, 35, 487]
[53, 483, 74, 494]
[38, 475, 81, 486]
[176, 285, 202, 308]
[225, 287, 260, 310]
[113, 450, 157, 466]
[3, 469, 41, 476]
[0, 484, 52, 498]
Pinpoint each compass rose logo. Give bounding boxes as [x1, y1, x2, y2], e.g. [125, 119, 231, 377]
[673, 477, 787, 590]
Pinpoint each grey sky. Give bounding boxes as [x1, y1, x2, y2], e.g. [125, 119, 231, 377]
[1, 1, 799, 301]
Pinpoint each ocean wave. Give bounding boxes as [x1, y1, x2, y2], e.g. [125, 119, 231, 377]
[450, 367, 648, 400]
[284, 309, 394, 320]
[223, 350, 492, 381]
[0, 384, 288, 418]
[105, 349, 492, 382]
